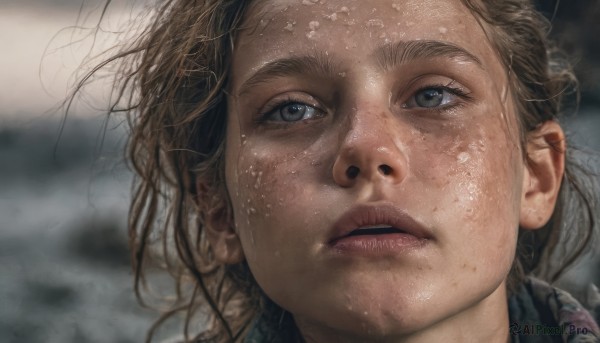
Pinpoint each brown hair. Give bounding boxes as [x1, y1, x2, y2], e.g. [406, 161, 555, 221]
[76, 0, 598, 341]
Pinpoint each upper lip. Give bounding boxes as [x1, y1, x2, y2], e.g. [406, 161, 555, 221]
[328, 202, 432, 243]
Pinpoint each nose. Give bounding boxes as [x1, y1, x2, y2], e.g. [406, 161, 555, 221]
[332, 111, 408, 188]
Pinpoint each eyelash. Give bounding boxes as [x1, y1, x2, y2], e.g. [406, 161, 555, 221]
[255, 96, 324, 127]
[255, 83, 473, 127]
[402, 82, 473, 113]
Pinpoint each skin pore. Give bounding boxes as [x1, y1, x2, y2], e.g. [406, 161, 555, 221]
[203, 0, 566, 342]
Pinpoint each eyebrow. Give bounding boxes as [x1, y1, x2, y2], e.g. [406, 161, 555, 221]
[237, 53, 338, 96]
[237, 40, 482, 96]
[375, 40, 483, 71]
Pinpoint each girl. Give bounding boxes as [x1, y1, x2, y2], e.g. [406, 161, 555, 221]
[87, 0, 600, 341]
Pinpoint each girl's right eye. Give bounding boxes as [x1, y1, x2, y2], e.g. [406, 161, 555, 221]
[263, 101, 321, 123]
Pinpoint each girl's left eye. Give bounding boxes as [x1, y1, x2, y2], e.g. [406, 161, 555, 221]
[403, 87, 459, 109]
[264, 101, 320, 122]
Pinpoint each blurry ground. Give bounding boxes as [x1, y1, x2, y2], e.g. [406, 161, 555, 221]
[0, 117, 156, 342]
[0, 1, 599, 343]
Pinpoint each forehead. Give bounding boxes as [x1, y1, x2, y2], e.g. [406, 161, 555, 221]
[231, 0, 502, 88]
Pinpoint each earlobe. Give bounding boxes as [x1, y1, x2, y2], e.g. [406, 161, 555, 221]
[196, 180, 245, 264]
[519, 120, 566, 230]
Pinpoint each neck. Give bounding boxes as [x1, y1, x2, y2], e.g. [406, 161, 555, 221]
[295, 282, 511, 343]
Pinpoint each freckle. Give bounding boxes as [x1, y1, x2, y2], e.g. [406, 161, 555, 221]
[472, 266, 477, 272]
[462, 263, 467, 268]
[432, 206, 438, 212]
[452, 281, 458, 287]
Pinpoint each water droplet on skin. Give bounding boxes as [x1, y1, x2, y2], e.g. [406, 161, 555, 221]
[283, 22, 295, 32]
[302, 0, 318, 5]
[249, 207, 257, 214]
[457, 152, 470, 163]
[406, 21, 414, 27]
[339, 6, 350, 13]
[309, 20, 320, 30]
[254, 171, 263, 189]
[306, 30, 317, 39]
[338, 72, 346, 77]
[467, 183, 476, 194]
[438, 26, 448, 34]
[324, 12, 337, 21]
[391, 3, 401, 11]
[365, 19, 384, 28]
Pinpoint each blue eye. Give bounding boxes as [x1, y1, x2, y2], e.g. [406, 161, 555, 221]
[270, 102, 318, 122]
[405, 87, 459, 109]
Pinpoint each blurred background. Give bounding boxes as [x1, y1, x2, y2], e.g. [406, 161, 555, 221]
[0, 0, 599, 342]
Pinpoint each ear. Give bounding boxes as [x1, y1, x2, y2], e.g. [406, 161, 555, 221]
[196, 180, 245, 264]
[519, 120, 566, 230]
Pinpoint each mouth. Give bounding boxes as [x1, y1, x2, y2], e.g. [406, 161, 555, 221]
[328, 203, 431, 255]
[345, 225, 406, 237]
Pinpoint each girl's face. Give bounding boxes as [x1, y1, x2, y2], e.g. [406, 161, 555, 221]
[225, 0, 525, 340]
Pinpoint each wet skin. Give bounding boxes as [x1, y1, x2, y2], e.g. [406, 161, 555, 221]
[217, 0, 551, 342]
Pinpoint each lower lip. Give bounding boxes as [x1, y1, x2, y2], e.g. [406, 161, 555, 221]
[329, 233, 427, 256]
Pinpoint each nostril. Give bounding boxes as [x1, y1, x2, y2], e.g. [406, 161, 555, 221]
[346, 166, 360, 179]
[378, 164, 393, 176]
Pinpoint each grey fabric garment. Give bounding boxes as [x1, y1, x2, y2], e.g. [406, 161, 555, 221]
[508, 277, 599, 342]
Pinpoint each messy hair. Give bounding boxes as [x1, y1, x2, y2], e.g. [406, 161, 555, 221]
[77, 0, 598, 341]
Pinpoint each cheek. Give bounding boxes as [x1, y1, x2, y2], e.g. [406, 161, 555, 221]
[225, 137, 323, 261]
[409, 111, 522, 265]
